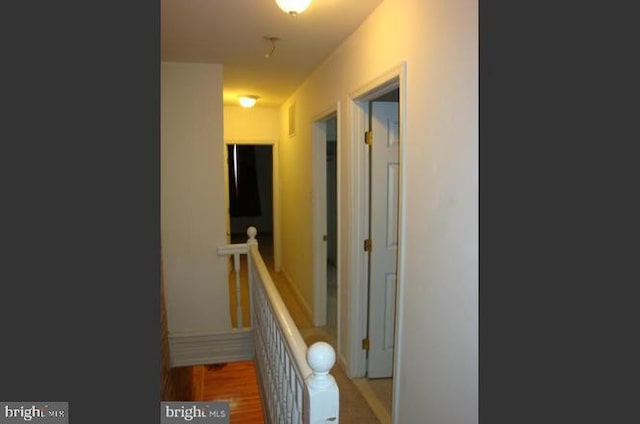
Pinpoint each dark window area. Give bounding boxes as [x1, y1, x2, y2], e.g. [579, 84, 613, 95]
[227, 144, 262, 217]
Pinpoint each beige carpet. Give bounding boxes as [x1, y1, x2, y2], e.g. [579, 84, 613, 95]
[366, 378, 393, 414]
[300, 327, 380, 423]
[272, 274, 380, 423]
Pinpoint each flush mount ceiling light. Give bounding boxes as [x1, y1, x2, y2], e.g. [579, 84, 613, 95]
[238, 95, 258, 108]
[275, 0, 312, 16]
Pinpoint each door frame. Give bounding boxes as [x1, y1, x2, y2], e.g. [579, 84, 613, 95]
[347, 62, 407, 390]
[312, 104, 341, 341]
[223, 139, 281, 271]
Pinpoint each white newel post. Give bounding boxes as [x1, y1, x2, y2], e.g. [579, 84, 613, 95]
[247, 226, 258, 247]
[305, 342, 339, 423]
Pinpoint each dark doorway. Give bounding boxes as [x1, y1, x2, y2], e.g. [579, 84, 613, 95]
[227, 145, 274, 259]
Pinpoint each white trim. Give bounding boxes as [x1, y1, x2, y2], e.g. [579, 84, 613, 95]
[223, 139, 281, 272]
[273, 141, 281, 272]
[335, 101, 342, 372]
[346, 95, 369, 378]
[223, 144, 231, 244]
[346, 62, 408, 390]
[216, 243, 249, 256]
[391, 61, 408, 424]
[312, 118, 328, 327]
[168, 329, 253, 367]
[349, 64, 402, 100]
[312, 104, 340, 123]
[338, 352, 349, 378]
[311, 104, 340, 330]
[310, 103, 344, 367]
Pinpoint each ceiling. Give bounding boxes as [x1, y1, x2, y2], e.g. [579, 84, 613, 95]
[161, 0, 384, 107]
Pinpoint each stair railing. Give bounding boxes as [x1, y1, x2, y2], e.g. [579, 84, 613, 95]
[217, 227, 339, 423]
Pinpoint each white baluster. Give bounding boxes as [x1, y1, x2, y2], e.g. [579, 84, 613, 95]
[245, 224, 339, 423]
[233, 252, 242, 328]
[305, 342, 339, 423]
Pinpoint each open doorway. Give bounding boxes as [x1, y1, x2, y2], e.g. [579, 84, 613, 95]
[312, 110, 340, 352]
[346, 63, 406, 424]
[357, 88, 400, 422]
[225, 143, 274, 265]
[366, 89, 400, 380]
[325, 117, 338, 342]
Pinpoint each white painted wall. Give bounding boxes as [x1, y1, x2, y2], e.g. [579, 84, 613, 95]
[278, 0, 478, 422]
[161, 62, 231, 334]
[224, 106, 280, 141]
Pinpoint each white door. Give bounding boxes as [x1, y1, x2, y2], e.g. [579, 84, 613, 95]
[367, 101, 399, 378]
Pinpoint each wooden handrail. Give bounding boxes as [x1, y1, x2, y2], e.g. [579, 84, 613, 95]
[248, 242, 314, 380]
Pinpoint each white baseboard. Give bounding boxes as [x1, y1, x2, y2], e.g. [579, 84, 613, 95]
[338, 352, 349, 377]
[168, 329, 253, 367]
[281, 267, 313, 324]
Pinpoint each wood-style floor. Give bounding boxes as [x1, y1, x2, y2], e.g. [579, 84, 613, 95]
[172, 234, 269, 423]
[192, 361, 264, 423]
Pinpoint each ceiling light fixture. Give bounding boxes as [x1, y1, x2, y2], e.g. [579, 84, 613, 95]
[275, 0, 312, 16]
[238, 95, 258, 108]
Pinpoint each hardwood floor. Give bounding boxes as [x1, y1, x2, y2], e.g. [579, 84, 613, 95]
[166, 233, 266, 423]
[192, 361, 265, 423]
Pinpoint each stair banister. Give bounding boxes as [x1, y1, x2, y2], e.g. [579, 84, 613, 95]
[217, 226, 339, 423]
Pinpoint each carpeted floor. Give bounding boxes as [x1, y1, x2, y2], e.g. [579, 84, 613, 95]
[365, 378, 393, 415]
[299, 327, 380, 423]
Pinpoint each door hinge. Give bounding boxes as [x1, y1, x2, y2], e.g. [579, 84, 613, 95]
[362, 338, 370, 350]
[364, 238, 372, 252]
[365, 131, 373, 145]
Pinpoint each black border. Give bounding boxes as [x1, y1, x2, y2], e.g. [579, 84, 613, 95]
[481, 0, 640, 422]
[1, 1, 160, 422]
[3, 0, 640, 422]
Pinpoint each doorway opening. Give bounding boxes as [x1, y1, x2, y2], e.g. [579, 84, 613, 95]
[225, 143, 275, 265]
[312, 109, 340, 352]
[347, 62, 406, 424]
[325, 116, 338, 342]
[366, 88, 400, 380]
[358, 88, 400, 422]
